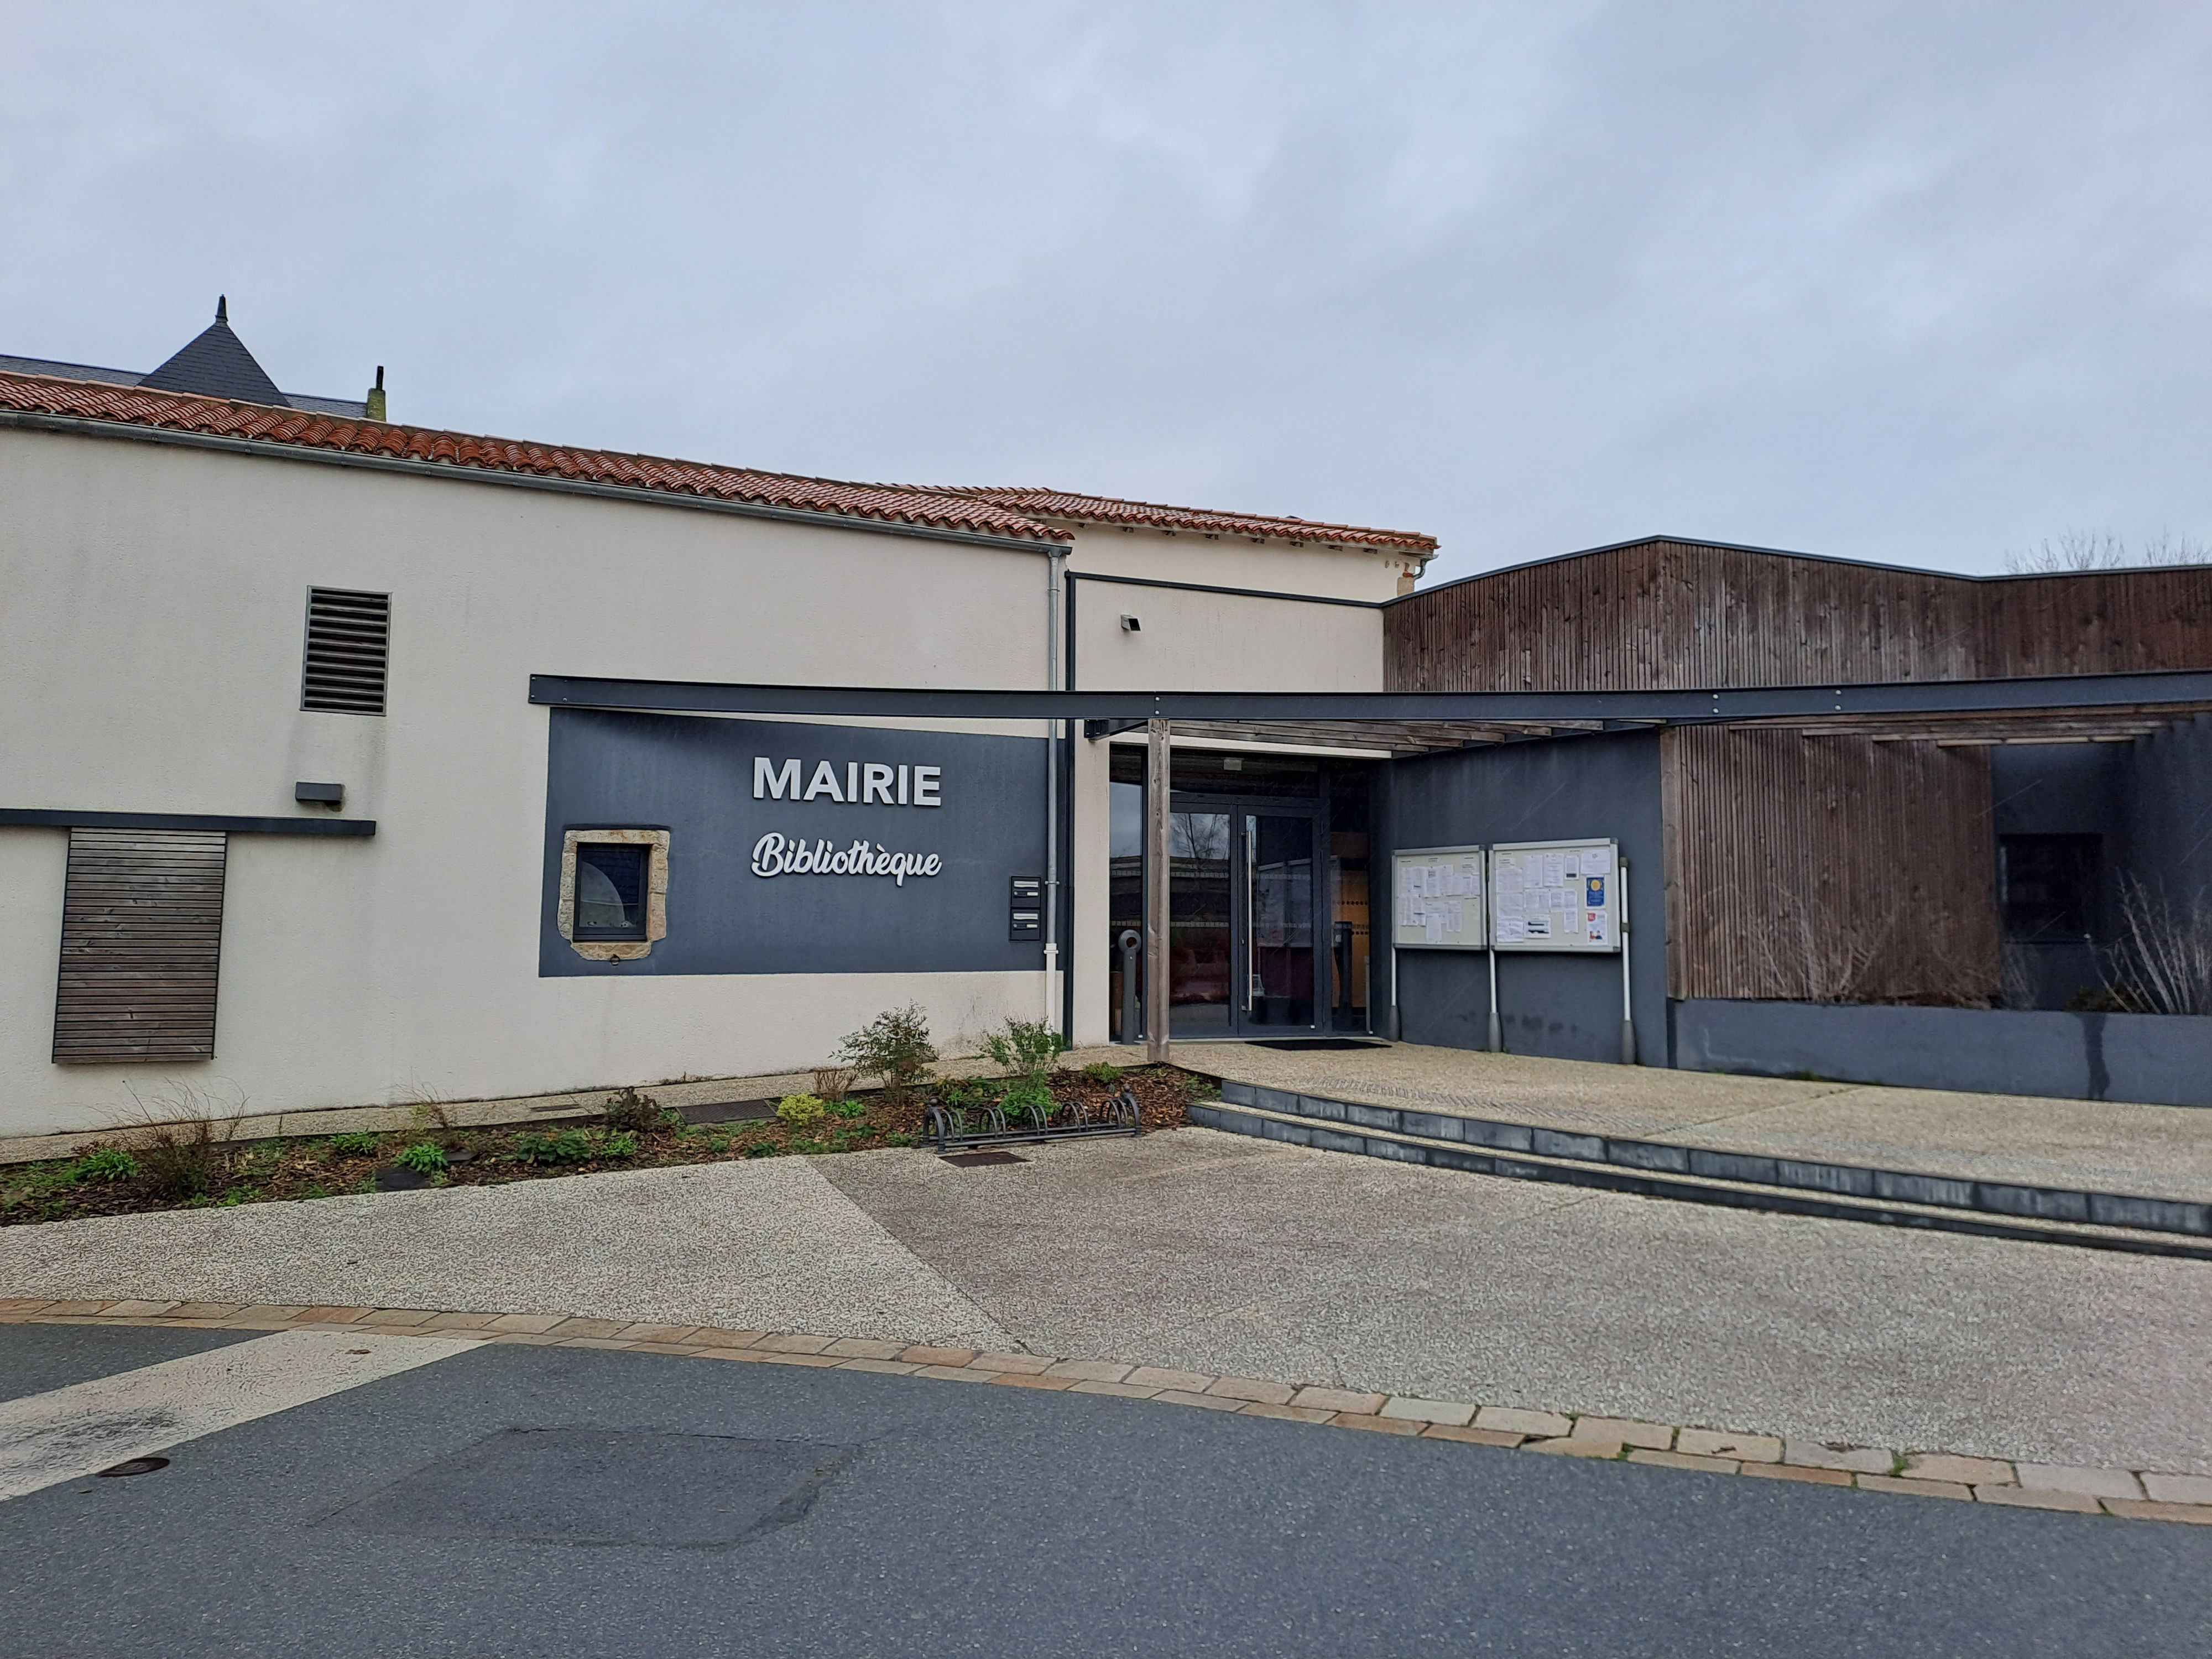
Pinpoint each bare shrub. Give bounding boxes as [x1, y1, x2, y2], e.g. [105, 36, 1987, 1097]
[811, 1067, 855, 1102]
[601, 1086, 662, 1135]
[1999, 938, 2039, 1011]
[110, 1082, 245, 1201]
[2003, 529, 2210, 573]
[2099, 877, 2212, 1015]
[1746, 892, 1897, 1004]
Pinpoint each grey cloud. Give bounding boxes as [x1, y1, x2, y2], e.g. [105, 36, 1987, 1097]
[3, 0, 2206, 582]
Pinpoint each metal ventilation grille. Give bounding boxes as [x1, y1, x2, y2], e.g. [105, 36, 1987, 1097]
[302, 587, 391, 714]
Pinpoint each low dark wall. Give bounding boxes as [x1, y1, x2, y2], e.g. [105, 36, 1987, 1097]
[1385, 731, 1665, 1064]
[1674, 999, 2212, 1107]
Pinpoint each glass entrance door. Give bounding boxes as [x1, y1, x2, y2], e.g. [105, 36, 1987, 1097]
[1244, 812, 1316, 1030]
[1166, 801, 1320, 1038]
[1168, 811, 1234, 1035]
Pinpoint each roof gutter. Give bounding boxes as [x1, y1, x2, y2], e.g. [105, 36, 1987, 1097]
[0, 409, 1070, 558]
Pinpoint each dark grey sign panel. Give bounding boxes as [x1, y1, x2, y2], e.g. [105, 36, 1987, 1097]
[541, 709, 1047, 977]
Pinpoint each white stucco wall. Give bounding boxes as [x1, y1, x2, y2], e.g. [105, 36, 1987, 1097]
[1065, 523, 1415, 602]
[0, 427, 1065, 1135]
[1060, 528, 1393, 1047]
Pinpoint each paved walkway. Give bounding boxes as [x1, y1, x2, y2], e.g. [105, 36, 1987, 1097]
[7, 1127, 2208, 1479]
[1149, 1042, 2212, 1205]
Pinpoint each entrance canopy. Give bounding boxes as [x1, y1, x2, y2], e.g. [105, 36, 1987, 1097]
[529, 666, 2212, 742]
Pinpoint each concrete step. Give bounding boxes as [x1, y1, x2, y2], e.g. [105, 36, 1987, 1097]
[1195, 1083, 2212, 1260]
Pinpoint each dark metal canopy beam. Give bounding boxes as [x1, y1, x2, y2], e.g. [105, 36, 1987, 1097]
[529, 670, 2212, 726]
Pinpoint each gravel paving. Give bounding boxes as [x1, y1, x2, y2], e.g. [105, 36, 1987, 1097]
[0, 1160, 1010, 1349]
[816, 1128, 2212, 1475]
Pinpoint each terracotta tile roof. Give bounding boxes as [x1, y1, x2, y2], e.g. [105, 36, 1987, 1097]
[0, 370, 1065, 542]
[941, 486, 1438, 556]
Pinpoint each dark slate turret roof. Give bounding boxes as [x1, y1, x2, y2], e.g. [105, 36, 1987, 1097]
[137, 296, 289, 406]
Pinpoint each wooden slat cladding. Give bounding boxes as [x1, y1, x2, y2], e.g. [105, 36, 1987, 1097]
[302, 586, 390, 714]
[1982, 568, 2212, 678]
[1386, 540, 2212, 692]
[52, 828, 227, 1064]
[1663, 728, 1999, 1005]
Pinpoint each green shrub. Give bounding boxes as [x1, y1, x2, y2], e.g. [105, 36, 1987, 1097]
[828, 1098, 869, 1120]
[601, 1130, 640, 1158]
[742, 1141, 781, 1158]
[834, 1005, 937, 1093]
[394, 1142, 449, 1175]
[1079, 1061, 1123, 1086]
[776, 1093, 828, 1131]
[1000, 1077, 1055, 1120]
[933, 1076, 999, 1112]
[70, 1148, 140, 1183]
[983, 1018, 1067, 1086]
[513, 1128, 595, 1165]
[328, 1133, 380, 1156]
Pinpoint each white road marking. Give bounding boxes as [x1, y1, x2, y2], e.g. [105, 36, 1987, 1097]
[0, 1328, 481, 1501]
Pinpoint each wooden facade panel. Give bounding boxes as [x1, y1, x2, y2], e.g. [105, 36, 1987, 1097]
[1662, 728, 1999, 1005]
[52, 828, 227, 1065]
[1386, 539, 2212, 692]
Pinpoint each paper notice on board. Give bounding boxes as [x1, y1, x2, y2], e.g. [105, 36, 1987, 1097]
[1425, 915, 1444, 944]
[1563, 851, 1580, 880]
[1587, 846, 1614, 875]
[1498, 916, 1527, 943]
[1525, 913, 1552, 937]
[1460, 862, 1479, 896]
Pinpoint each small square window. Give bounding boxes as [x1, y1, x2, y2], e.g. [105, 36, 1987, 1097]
[573, 842, 650, 940]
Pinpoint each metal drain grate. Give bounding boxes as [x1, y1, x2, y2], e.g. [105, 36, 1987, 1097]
[942, 1150, 1027, 1167]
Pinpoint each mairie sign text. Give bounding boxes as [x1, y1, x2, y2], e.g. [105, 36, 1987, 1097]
[754, 757, 941, 806]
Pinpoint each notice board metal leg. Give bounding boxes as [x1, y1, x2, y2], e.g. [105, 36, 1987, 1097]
[1486, 947, 1501, 1053]
[1619, 859, 1637, 1065]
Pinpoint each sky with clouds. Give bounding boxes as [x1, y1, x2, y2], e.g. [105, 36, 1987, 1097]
[3, 2, 2207, 583]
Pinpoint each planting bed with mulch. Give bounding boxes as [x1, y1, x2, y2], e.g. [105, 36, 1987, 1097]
[0, 1067, 1204, 1228]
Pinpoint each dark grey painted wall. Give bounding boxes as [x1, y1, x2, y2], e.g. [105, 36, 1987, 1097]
[1676, 998, 2212, 1108]
[2122, 713, 2212, 907]
[541, 709, 1046, 977]
[1385, 731, 1665, 1064]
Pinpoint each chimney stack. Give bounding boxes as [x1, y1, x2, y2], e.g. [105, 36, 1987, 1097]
[365, 364, 387, 422]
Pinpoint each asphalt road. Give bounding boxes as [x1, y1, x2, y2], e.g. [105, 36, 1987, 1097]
[2, 1326, 2205, 1658]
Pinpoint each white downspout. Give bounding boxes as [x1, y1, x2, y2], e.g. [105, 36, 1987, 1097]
[1044, 545, 1066, 1026]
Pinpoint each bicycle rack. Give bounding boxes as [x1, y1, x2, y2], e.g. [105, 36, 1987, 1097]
[926, 1084, 1143, 1154]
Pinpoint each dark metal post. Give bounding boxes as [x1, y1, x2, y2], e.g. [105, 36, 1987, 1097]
[1619, 859, 1638, 1064]
[1145, 718, 1172, 1065]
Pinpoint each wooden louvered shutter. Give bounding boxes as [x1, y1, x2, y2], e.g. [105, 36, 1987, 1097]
[302, 586, 391, 714]
[52, 828, 227, 1064]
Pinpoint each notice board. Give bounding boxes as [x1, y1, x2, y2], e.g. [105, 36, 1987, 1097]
[1490, 839, 1618, 952]
[1392, 844, 1486, 950]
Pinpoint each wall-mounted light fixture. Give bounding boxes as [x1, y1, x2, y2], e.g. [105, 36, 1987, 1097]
[295, 781, 345, 810]
[1119, 614, 1141, 633]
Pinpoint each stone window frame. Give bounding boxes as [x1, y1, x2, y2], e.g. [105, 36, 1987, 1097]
[559, 828, 670, 962]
